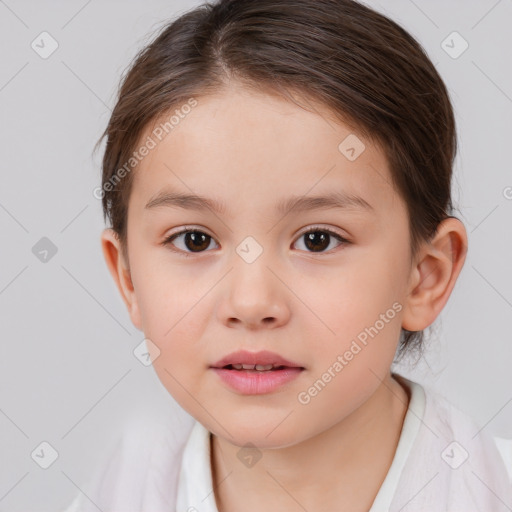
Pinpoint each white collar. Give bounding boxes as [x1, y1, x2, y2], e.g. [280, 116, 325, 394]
[175, 375, 425, 512]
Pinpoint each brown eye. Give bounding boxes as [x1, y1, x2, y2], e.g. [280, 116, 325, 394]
[294, 228, 348, 253]
[163, 229, 218, 255]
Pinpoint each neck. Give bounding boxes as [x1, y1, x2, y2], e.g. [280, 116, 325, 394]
[210, 373, 409, 512]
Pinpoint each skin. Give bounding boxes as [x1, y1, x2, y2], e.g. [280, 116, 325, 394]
[101, 82, 467, 512]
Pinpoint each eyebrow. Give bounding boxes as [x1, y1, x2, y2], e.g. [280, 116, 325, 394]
[144, 189, 374, 215]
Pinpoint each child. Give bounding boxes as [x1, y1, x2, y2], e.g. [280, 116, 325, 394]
[64, 0, 511, 510]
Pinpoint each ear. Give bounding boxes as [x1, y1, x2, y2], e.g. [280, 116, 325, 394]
[401, 217, 468, 332]
[100, 228, 142, 330]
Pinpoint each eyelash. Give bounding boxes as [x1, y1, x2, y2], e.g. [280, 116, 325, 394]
[162, 225, 350, 258]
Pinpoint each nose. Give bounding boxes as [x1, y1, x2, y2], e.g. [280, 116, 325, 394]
[217, 254, 291, 330]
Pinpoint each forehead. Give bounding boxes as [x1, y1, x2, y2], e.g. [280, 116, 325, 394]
[130, 84, 401, 218]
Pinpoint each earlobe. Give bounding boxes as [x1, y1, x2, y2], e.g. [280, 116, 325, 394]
[401, 218, 468, 332]
[100, 228, 142, 330]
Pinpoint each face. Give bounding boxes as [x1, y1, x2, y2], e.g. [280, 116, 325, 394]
[113, 83, 416, 448]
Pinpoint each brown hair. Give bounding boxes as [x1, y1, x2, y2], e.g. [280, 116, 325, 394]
[96, 0, 458, 357]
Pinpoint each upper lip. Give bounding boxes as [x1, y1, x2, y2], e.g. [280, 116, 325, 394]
[211, 350, 304, 369]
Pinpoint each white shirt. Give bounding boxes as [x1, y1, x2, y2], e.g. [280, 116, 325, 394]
[176, 376, 426, 512]
[63, 375, 512, 512]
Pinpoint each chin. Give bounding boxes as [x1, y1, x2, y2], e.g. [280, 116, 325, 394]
[209, 414, 305, 450]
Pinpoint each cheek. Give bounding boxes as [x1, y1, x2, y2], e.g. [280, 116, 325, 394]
[144, 291, 211, 416]
[135, 280, 209, 357]
[129, 253, 211, 384]
[129, 245, 203, 332]
[303, 248, 407, 380]
[315, 257, 404, 337]
[292, 273, 404, 433]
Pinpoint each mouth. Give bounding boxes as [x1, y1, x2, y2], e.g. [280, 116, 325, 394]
[210, 350, 305, 395]
[221, 363, 299, 372]
[210, 349, 305, 370]
[211, 365, 304, 395]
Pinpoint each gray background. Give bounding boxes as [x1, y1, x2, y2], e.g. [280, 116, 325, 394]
[0, 0, 511, 510]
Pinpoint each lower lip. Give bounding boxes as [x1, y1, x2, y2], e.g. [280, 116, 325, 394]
[211, 367, 304, 395]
